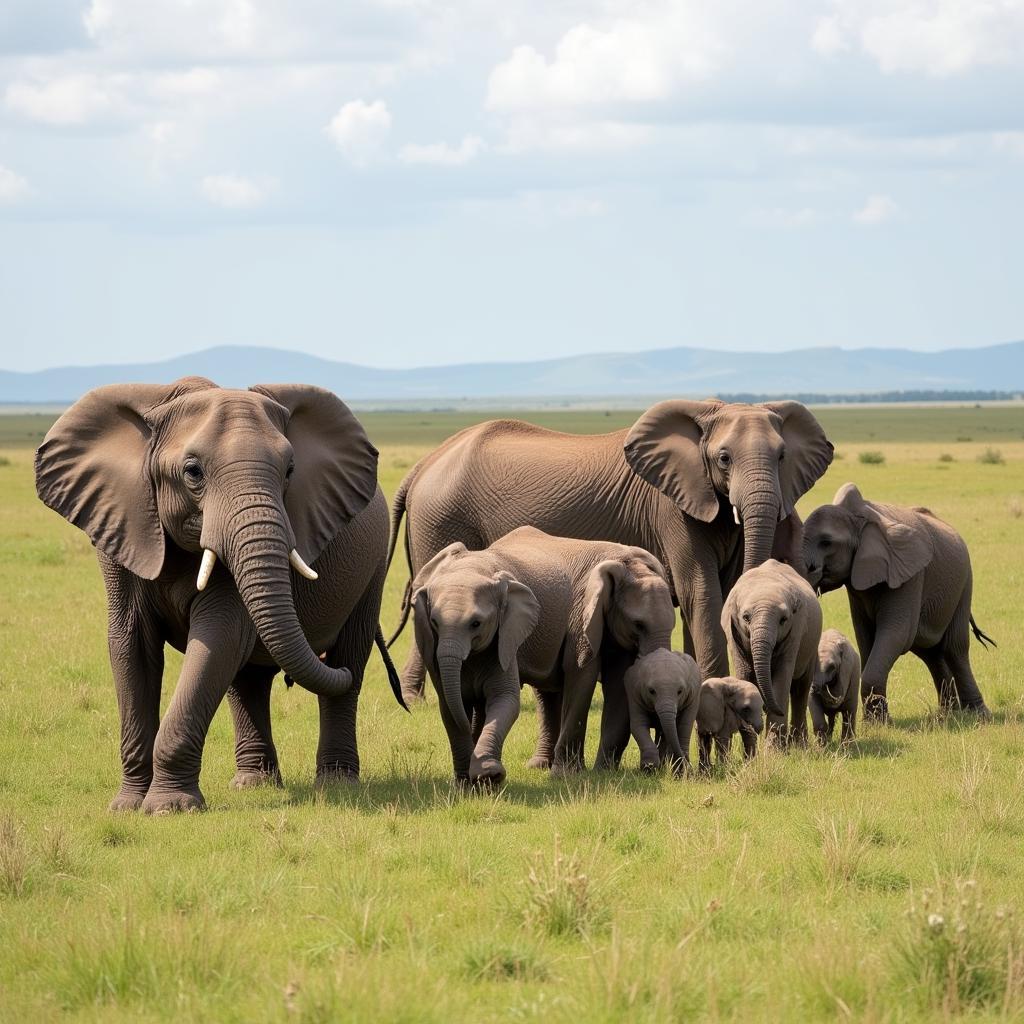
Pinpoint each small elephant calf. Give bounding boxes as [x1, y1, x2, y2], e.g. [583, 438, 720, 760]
[623, 650, 701, 775]
[696, 677, 764, 771]
[809, 629, 861, 744]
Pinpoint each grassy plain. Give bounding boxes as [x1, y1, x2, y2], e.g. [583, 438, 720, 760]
[1, 407, 1023, 1022]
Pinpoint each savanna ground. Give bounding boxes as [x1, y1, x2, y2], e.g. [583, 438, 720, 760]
[1, 405, 1023, 1023]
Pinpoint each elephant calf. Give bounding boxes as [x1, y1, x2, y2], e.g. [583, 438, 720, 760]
[406, 527, 676, 781]
[810, 629, 861, 744]
[696, 677, 764, 771]
[722, 559, 822, 745]
[804, 483, 993, 722]
[623, 650, 701, 775]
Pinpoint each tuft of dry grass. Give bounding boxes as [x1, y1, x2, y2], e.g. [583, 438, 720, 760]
[522, 839, 609, 939]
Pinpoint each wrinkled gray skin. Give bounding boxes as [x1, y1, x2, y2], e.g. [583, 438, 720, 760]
[407, 527, 676, 779]
[810, 629, 861, 744]
[623, 650, 701, 775]
[389, 400, 832, 704]
[803, 483, 992, 722]
[722, 559, 822, 745]
[696, 677, 765, 770]
[35, 378, 404, 814]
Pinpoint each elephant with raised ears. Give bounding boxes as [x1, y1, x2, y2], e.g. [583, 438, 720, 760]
[722, 559, 822, 745]
[696, 677, 764, 771]
[802, 483, 993, 723]
[35, 377, 404, 813]
[623, 649, 701, 775]
[810, 629, 861, 744]
[387, 399, 832, 703]
[405, 526, 676, 778]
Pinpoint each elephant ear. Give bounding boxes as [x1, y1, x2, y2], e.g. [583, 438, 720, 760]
[250, 384, 378, 564]
[34, 377, 217, 579]
[760, 401, 834, 517]
[840, 484, 934, 590]
[411, 542, 468, 592]
[411, 586, 436, 671]
[623, 400, 721, 523]
[494, 572, 541, 671]
[699, 680, 727, 734]
[576, 560, 626, 668]
[771, 510, 805, 574]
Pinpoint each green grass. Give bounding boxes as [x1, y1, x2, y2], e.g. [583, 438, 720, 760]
[1, 413, 1023, 1022]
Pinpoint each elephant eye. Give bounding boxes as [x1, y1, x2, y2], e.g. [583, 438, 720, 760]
[778, 448, 786, 462]
[779, 615, 788, 625]
[634, 620, 645, 631]
[285, 462, 295, 479]
[741, 611, 751, 623]
[717, 450, 731, 468]
[648, 687, 656, 696]
[183, 459, 204, 486]
[469, 618, 481, 629]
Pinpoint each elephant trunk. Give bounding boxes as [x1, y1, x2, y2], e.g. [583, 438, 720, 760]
[436, 639, 471, 737]
[639, 631, 673, 657]
[734, 470, 782, 573]
[222, 489, 352, 698]
[656, 702, 684, 764]
[750, 621, 784, 719]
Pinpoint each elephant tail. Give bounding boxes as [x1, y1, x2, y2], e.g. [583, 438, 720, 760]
[969, 615, 997, 649]
[385, 473, 415, 648]
[376, 625, 409, 711]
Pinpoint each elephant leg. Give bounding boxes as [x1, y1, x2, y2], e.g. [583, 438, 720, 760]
[106, 582, 165, 812]
[918, 647, 956, 710]
[594, 647, 632, 770]
[698, 733, 713, 773]
[143, 588, 255, 814]
[809, 696, 829, 746]
[676, 563, 729, 679]
[316, 574, 382, 787]
[553, 662, 600, 774]
[527, 688, 562, 770]
[840, 703, 856, 742]
[714, 733, 730, 764]
[399, 643, 428, 705]
[740, 729, 757, 760]
[227, 665, 282, 789]
[860, 625, 904, 724]
[789, 673, 811, 747]
[942, 587, 990, 715]
[470, 670, 520, 788]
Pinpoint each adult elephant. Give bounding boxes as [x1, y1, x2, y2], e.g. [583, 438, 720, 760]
[389, 399, 833, 701]
[36, 376, 404, 814]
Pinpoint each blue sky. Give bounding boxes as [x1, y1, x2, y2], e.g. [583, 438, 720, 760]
[1, 0, 1022, 372]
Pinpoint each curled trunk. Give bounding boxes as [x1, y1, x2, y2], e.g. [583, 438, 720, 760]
[437, 642, 471, 736]
[224, 494, 351, 698]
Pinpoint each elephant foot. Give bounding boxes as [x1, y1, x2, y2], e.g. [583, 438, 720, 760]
[230, 766, 283, 789]
[639, 758, 660, 774]
[109, 786, 149, 812]
[470, 758, 507, 788]
[315, 766, 360, 789]
[142, 786, 206, 815]
[400, 680, 427, 705]
[961, 701, 992, 720]
[550, 761, 584, 778]
[526, 754, 552, 770]
[863, 694, 890, 724]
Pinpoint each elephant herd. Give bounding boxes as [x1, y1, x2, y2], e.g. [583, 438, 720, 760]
[34, 379, 994, 813]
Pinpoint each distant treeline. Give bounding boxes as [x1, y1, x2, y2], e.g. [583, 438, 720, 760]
[711, 390, 1022, 404]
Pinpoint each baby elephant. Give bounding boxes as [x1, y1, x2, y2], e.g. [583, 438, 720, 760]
[810, 629, 861, 744]
[696, 677, 764, 771]
[623, 650, 701, 774]
[804, 482, 993, 722]
[723, 558, 822, 744]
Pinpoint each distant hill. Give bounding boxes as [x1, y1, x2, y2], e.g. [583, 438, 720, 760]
[1, 341, 1021, 404]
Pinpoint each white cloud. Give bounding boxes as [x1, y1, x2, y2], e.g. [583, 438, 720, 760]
[324, 99, 392, 165]
[853, 194, 899, 225]
[0, 165, 31, 204]
[200, 173, 272, 208]
[750, 206, 819, 229]
[150, 68, 222, 100]
[814, 1, 1024, 77]
[399, 135, 484, 166]
[487, 9, 723, 112]
[4, 73, 121, 125]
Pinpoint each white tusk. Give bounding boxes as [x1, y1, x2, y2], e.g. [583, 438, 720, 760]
[196, 548, 217, 591]
[733, 505, 741, 526]
[289, 548, 318, 581]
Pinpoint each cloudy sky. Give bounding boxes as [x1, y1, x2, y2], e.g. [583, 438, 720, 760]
[1, 0, 1022, 372]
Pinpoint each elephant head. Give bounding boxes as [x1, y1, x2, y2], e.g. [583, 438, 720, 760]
[624, 649, 701, 765]
[722, 559, 811, 719]
[812, 628, 858, 709]
[701, 677, 766, 739]
[411, 544, 540, 736]
[624, 400, 833, 573]
[35, 378, 378, 699]
[576, 550, 676, 668]
[803, 483, 934, 594]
